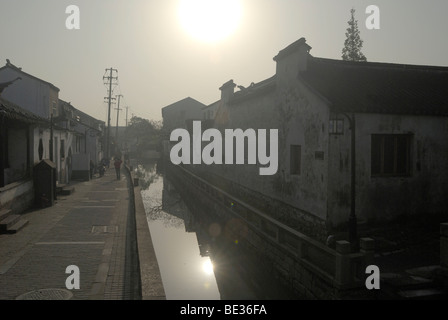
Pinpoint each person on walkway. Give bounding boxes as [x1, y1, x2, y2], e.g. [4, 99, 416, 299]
[114, 157, 123, 180]
[90, 160, 95, 179]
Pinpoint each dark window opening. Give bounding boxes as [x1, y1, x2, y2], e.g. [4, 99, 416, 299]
[290, 145, 301, 175]
[38, 139, 44, 161]
[371, 134, 411, 176]
[315, 151, 325, 160]
[60, 139, 65, 159]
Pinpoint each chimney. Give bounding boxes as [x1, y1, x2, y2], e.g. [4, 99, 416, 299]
[273, 37, 311, 81]
[219, 80, 236, 103]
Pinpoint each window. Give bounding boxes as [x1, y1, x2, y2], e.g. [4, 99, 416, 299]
[38, 139, 44, 161]
[371, 134, 411, 176]
[290, 145, 301, 175]
[60, 139, 65, 159]
[329, 119, 344, 134]
[315, 151, 324, 160]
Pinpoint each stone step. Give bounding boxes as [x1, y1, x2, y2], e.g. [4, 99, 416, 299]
[381, 273, 435, 290]
[0, 209, 12, 221]
[61, 186, 75, 196]
[380, 271, 448, 300]
[397, 288, 448, 300]
[57, 185, 75, 196]
[405, 265, 441, 279]
[0, 214, 22, 232]
[6, 219, 29, 234]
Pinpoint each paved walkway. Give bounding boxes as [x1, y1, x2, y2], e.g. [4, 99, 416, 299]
[0, 166, 165, 300]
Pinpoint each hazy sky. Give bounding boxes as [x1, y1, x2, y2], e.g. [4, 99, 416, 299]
[1, 0, 447, 124]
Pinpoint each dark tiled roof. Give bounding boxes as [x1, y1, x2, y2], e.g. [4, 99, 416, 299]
[229, 75, 277, 105]
[0, 97, 48, 124]
[300, 57, 448, 116]
[58, 99, 104, 131]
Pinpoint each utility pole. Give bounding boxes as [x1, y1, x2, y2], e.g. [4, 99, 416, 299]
[103, 68, 118, 160]
[115, 94, 123, 146]
[125, 106, 130, 127]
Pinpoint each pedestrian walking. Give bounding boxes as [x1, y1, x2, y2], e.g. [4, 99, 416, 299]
[114, 157, 123, 180]
[90, 160, 95, 179]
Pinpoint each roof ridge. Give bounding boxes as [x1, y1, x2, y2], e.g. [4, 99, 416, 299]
[310, 56, 448, 72]
[0, 63, 60, 91]
[163, 96, 207, 109]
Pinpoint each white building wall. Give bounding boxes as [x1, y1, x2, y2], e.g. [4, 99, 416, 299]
[5, 127, 28, 185]
[0, 68, 53, 119]
[162, 98, 205, 132]
[327, 113, 448, 228]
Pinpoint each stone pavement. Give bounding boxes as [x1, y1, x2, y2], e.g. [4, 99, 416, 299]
[336, 215, 448, 299]
[0, 166, 165, 300]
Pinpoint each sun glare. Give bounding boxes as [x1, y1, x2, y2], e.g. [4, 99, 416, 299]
[202, 259, 214, 275]
[178, 0, 243, 43]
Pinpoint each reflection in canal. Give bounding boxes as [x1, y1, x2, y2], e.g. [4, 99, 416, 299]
[138, 162, 296, 300]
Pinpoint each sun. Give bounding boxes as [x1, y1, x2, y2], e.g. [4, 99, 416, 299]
[178, 0, 243, 43]
[202, 259, 214, 275]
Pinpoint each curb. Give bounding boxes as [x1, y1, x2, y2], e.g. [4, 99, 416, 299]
[126, 165, 166, 300]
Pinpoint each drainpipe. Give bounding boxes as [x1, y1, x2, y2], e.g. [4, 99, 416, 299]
[343, 113, 359, 252]
[50, 113, 54, 162]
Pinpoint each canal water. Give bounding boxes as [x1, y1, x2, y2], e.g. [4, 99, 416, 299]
[137, 162, 297, 300]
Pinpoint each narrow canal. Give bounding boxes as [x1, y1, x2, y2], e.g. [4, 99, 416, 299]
[137, 161, 298, 300]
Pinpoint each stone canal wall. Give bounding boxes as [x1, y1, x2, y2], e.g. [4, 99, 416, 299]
[125, 164, 166, 300]
[165, 163, 375, 299]
[188, 166, 328, 243]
